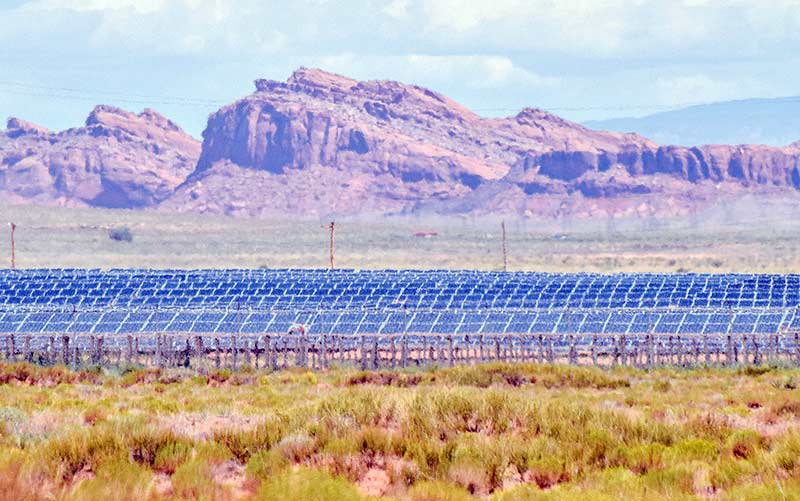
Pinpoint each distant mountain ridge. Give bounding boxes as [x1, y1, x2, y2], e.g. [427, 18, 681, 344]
[0, 106, 200, 208]
[584, 97, 800, 147]
[3, 69, 800, 218]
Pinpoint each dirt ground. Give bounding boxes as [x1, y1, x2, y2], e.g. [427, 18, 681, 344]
[2, 196, 800, 272]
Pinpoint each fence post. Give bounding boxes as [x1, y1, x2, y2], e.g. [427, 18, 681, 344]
[401, 336, 408, 368]
[726, 335, 733, 366]
[243, 340, 251, 368]
[253, 338, 260, 370]
[447, 336, 454, 367]
[322, 334, 329, 369]
[266, 335, 276, 371]
[125, 335, 133, 366]
[753, 336, 760, 365]
[5, 334, 13, 361]
[372, 336, 379, 370]
[214, 338, 221, 369]
[795, 332, 800, 366]
[47, 337, 55, 365]
[62, 335, 70, 366]
[567, 335, 574, 365]
[23, 335, 31, 363]
[231, 335, 238, 371]
[155, 335, 162, 368]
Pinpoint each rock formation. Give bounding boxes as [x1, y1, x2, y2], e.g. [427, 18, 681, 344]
[165, 68, 800, 217]
[3, 68, 800, 218]
[0, 106, 200, 208]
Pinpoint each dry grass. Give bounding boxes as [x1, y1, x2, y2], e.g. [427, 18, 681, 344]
[4, 198, 800, 272]
[1, 362, 800, 499]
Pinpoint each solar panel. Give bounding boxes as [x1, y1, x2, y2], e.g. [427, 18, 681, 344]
[0, 270, 797, 336]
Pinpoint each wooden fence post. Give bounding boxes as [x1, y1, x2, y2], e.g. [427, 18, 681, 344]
[5, 335, 13, 361]
[795, 332, 800, 366]
[401, 336, 409, 368]
[360, 335, 367, 370]
[232, 335, 238, 371]
[726, 335, 733, 366]
[155, 335, 163, 368]
[447, 336, 454, 367]
[62, 335, 70, 366]
[243, 340, 251, 368]
[23, 335, 31, 362]
[126, 335, 133, 366]
[322, 334, 329, 369]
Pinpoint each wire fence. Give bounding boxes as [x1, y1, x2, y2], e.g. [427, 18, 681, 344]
[2, 331, 799, 371]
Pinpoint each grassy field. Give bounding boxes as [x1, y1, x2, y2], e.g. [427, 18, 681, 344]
[2, 197, 800, 272]
[1, 362, 800, 499]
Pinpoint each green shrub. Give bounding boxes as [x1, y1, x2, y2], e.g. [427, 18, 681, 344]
[409, 479, 475, 501]
[69, 458, 154, 501]
[671, 438, 718, 462]
[37, 427, 124, 481]
[256, 468, 364, 501]
[213, 415, 286, 462]
[245, 449, 291, 480]
[153, 440, 193, 474]
[109, 226, 133, 243]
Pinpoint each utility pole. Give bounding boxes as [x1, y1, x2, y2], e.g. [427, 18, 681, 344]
[501, 220, 508, 272]
[9, 223, 16, 270]
[327, 221, 335, 270]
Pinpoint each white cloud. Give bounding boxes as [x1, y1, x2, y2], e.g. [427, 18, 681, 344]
[25, 0, 166, 13]
[10, 0, 800, 60]
[414, 0, 800, 58]
[312, 53, 558, 90]
[382, 0, 409, 19]
[655, 75, 739, 105]
[653, 74, 777, 106]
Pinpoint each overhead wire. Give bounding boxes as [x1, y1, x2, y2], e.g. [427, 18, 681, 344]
[4, 79, 800, 114]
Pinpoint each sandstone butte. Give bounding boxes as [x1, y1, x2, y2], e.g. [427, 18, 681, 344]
[0, 106, 199, 208]
[4, 68, 800, 218]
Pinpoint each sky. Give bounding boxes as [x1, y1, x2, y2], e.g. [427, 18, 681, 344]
[1, 0, 800, 137]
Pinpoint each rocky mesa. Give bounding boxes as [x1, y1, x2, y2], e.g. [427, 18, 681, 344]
[164, 68, 800, 218]
[0, 106, 200, 208]
[3, 68, 800, 218]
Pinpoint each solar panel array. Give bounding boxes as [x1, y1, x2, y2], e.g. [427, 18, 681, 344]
[0, 269, 798, 335]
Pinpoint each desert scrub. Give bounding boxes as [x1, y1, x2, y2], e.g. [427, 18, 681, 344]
[213, 414, 288, 462]
[4, 363, 800, 499]
[68, 458, 155, 501]
[256, 468, 364, 501]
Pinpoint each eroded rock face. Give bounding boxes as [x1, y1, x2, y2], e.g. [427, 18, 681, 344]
[167, 68, 800, 217]
[0, 106, 200, 208]
[4, 68, 800, 217]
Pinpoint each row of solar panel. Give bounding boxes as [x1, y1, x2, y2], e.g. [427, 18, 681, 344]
[3, 295, 799, 310]
[4, 273, 800, 293]
[0, 308, 797, 335]
[4, 268, 799, 280]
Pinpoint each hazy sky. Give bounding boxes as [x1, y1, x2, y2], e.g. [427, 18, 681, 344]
[2, 0, 800, 137]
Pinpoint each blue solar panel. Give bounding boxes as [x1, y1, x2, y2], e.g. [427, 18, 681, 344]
[0, 269, 798, 336]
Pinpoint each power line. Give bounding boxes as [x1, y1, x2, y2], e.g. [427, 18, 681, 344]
[0, 81, 227, 108]
[2, 79, 800, 115]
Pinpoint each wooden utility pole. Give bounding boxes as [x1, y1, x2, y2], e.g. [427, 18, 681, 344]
[328, 221, 335, 269]
[9, 223, 16, 270]
[501, 220, 508, 272]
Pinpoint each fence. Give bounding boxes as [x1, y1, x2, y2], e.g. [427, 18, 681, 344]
[2, 332, 800, 371]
